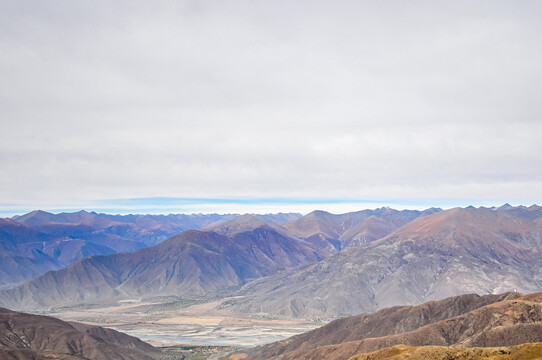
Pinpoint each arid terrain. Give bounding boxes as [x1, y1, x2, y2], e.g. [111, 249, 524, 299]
[349, 343, 542, 360]
[9, 291, 541, 360]
[2, 206, 542, 359]
[47, 298, 319, 348]
[239, 292, 542, 360]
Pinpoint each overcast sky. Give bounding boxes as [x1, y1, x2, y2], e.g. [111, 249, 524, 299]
[1, 1, 541, 215]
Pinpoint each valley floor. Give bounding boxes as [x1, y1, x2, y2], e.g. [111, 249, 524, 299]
[45, 298, 319, 349]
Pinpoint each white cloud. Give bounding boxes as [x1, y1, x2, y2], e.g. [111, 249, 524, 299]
[1, 0, 541, 209]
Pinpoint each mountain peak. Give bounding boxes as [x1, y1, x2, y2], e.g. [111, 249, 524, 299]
[497, 203, 513, 210]
[23, 209, 51, 217]
[204, 214, 285, 236]
[308, 210, 334, 217]
[14, 210, 55, 226]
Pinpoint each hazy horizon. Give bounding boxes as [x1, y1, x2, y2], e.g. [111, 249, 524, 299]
[2, 197, 538, 218]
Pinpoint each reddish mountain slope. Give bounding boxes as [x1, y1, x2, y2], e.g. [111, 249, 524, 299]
[223, 206, 542, 318]
[283, 208, 441, 252]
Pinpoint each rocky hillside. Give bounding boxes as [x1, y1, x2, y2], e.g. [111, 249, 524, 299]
[0, 215, 325, 310]
[0, 307, 158, 360]
[283, 207, 441, 252]
[0, 210, 301, 287]
[349, 343, 542, 360]
[243, 292, 542, 360]
[223, 206, 542, 318]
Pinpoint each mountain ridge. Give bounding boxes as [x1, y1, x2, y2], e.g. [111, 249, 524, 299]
[0, 216, 325, 310]
[0, 210, 302, 287]
[283, 207, 442, 252]
[222, 206, 542, 318]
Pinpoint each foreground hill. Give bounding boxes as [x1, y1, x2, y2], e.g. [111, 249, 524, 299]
[349, 343, 542, 360]
[283, 207, 441, 252]
[0, 215, 324, 310]
[243, 292, 542, 360]
[0, 307, 157, 360]
[223, 205, 542, 318]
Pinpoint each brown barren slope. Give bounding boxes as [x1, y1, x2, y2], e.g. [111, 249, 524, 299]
[0, 307, 157, 360]
[244, 292, 542, 360]
[348, 343, 542, 360]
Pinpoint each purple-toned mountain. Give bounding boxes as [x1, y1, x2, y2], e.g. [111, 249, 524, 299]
[0, 210, 301, 287]
[13, 209, 239, 249]
[0, 215, 324, 310]
[222, 205, 542, 318]
[0, 218, 63, 287]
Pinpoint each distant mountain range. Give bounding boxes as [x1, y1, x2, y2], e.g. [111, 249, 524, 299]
[1, 205, 541, 323]
[0, 210, 301, 287]
[0, 215, 324, 309]
[242, 291, 542, 360]
[283, 207, 441, 252]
